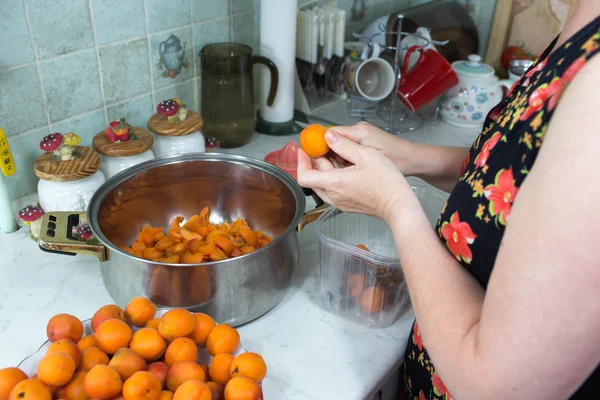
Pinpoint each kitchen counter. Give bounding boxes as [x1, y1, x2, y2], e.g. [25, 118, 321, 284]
[0, 106, 480, 400]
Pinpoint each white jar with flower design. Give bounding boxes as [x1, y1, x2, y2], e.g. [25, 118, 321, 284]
[440, 55, 514, 128]
[35, 132, 106, 212]
[148, 98, 206, 157]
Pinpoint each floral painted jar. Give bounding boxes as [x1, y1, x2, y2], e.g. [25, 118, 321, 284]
[440, 54, 513, 128]
[148, 98, 205, 157]
[93, 118, 155, 180]
[34, 133, 106, 212]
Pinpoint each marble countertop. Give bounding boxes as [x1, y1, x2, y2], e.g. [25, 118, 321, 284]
[0, 105, 480, 400]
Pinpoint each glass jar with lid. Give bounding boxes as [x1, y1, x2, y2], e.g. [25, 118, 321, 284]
[93, 118, 155, 180]
[35, 132, 106, 212]
[148, 98, 205, 157]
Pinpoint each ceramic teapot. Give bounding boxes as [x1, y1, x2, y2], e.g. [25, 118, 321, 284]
[159, 34, 186, 73]
[440, 54, 513, 128]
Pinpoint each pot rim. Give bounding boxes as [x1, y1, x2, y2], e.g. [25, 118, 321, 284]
[87, 152, 307, 267]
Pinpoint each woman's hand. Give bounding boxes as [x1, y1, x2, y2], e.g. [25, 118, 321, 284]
[327, 122, 415, 173]
[297, 130, 419, 224]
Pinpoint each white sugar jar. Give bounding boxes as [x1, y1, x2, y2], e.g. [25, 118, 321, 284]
[148, 106, 205, 157]
[34, 145, 106, 212]
[93, 125, 155, 180]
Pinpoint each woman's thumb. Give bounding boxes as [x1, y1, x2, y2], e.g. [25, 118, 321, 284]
[325, 131, 363, 164]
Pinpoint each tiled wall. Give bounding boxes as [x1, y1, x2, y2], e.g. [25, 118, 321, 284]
[1, 0, 495, 201]
[1, 0, 260, 200]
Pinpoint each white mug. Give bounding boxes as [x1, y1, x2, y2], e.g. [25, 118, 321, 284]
[344, 43, 395, 101]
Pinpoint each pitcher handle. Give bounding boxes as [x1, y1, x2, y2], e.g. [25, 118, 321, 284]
[252, 55, 279, 107]
[400, 45, 425, 86]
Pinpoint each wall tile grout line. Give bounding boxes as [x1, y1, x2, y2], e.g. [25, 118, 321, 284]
[9, 74, 199, 142]
[21, 0, 51, 128]
[87, 0, 109, 126]
[142, 0, 157, 108]
[189, 0, 198, 111]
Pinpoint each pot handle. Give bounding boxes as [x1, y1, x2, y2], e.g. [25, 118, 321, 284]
[38, 212, 106, 262]
[297, 188, 330, 232]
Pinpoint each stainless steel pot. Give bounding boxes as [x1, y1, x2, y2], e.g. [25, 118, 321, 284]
[38, 153, 326, 327]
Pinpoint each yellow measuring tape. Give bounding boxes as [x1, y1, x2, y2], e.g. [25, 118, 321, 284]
[0, 127, 16, 177]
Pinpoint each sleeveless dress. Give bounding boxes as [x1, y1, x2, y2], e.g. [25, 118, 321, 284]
[402, 16, 600, 400]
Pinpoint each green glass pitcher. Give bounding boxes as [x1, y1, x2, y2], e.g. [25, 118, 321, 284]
[200, 43, 279, 148]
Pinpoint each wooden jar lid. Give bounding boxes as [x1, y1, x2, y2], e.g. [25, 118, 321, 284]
[34, 146, 101, 182]
[148, 111, 203, 137]
[92, 127, 154, 157]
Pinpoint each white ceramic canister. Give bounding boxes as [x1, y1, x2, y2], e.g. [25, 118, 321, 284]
[34, 146, 106, 212]
[93, 126, 156, 180]
[148, 110, 205, 157]
[440, 54, 513, 128]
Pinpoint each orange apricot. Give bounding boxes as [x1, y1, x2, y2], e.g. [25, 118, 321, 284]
[37, 353, 76, 387]
[0, 368, 28, 400]
[230, 353, 267, 383]
[130, 328, 167, 362]
[299, 124, 329, 158]
[189, 313, 216, 346]
[46, 314, 84, 343]
[77, 335, 97, 352]
[208, 353, 234, 386]
[91, 305, 126, 332]
[108, 348, 147, 380]
[55, 371, 87, 400]
[164, 338, 197, 367]
[206, 381, 225, 400]
[8, 379, 51, 400]
[223, 376, 263, 400]
[206, 324, 240, 356]
[79, 347, 109, 372]
[145, 318, 161, 329]
[122, 371, 161, 400]
[146, 362, 169, 389]
[158, 309, 195, 341]
[172, 380, 211, 400]
[165, 361, 206, 392]
[159, 390, 174, 400]
[83, 365, 122, 400]
[95, 318, 132, 355]
[359, 286, 388, 314]
[46, 339, 81, 368]
[125, 297, 157, 327]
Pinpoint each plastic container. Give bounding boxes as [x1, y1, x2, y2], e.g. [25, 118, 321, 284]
[315, 179, 448, 328]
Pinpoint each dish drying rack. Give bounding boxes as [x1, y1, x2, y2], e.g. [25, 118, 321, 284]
[345, 16, 449, 134]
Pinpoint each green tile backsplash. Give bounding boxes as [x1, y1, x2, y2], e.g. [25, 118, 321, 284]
[1, 0, 497, 201]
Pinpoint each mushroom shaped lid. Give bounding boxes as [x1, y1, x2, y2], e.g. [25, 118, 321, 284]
[40, 133, 63, 152]
[18, 204, 44, 222]
[63, 132, 81, 146]
[156, 99, 179, 117]
[77, 224, 93, 240]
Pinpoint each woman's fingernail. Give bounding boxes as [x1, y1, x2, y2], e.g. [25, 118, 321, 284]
[325, 131, 337, 143]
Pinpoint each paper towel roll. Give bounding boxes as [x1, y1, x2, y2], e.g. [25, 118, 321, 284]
[259, 0, 298, 123]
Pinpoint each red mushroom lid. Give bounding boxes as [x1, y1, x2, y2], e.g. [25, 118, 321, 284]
[156, 99, 179, 117]
[18, 205, 45, 222]
[205, 136, 220, 149]
[77, 224, 93, 240]
[40, 133, 63, 152]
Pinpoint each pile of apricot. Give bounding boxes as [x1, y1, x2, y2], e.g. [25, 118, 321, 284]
[0, 297, 266, 400]
[121, 206, 273, 264]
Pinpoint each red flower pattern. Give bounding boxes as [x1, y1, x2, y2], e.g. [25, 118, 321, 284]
[413, 322, 424, 351]
[484, 168, 519, 225]
[440, 212, 477, 264]
[432, 373, 453, 399]
[459, 151, 471, 176]
[474, 132, 501, 168]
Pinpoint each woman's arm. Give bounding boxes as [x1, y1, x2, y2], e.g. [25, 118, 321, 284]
[329, 123, 469, 192]
[387, 57, 600, 399]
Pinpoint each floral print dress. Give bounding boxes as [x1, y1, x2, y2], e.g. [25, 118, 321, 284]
[402, 16, 600, 400]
